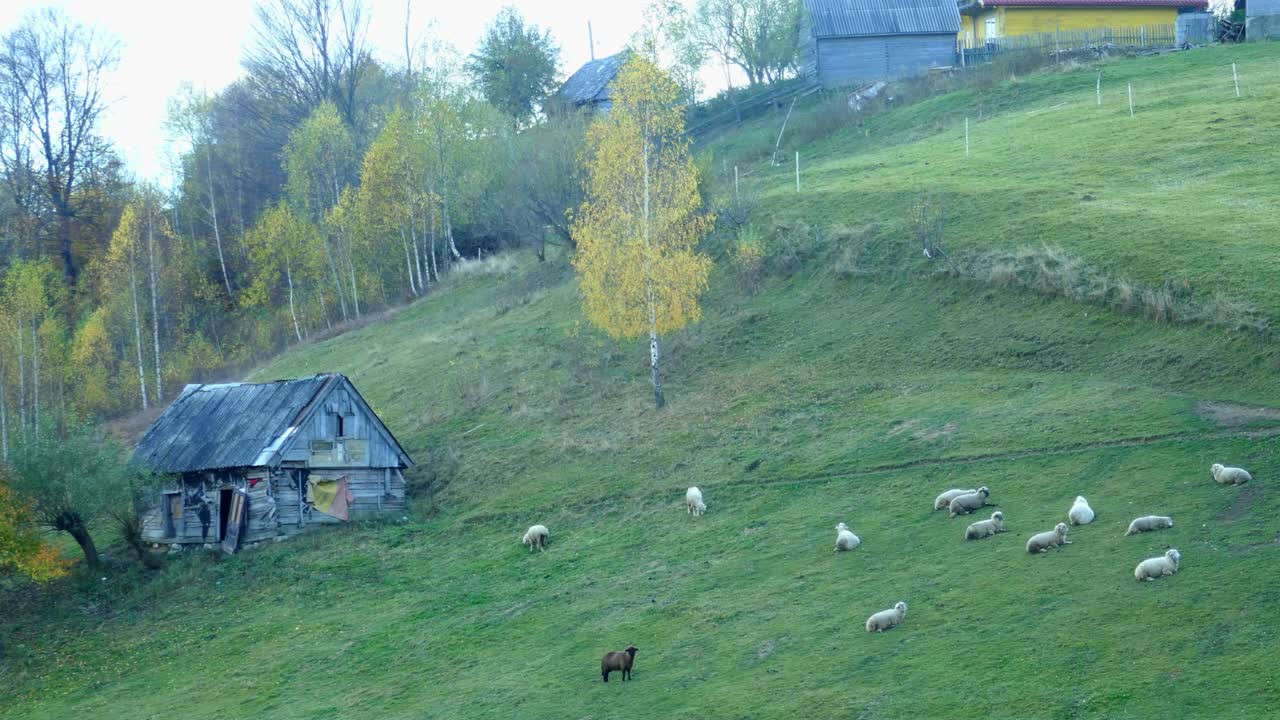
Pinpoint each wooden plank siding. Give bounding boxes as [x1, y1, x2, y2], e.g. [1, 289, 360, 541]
[814, 34, 958, 87]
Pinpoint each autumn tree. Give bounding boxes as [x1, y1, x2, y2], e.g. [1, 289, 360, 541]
[466, 6, 560, 127]
[284, 102, 358, 320]
[0, 481, 68, 582]
[5, 422, 129, 569]
[571, 57, 713, 408]
[242, 202, 324, 344]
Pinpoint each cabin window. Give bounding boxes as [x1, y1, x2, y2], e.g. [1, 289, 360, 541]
[336, 413, 345, 438]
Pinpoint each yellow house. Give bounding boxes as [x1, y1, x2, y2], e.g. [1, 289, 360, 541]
[959, 0, 1206, 46]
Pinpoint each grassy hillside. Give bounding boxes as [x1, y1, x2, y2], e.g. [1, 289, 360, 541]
[5, 45, 1280, 720]
[714, 43, 1280, 321]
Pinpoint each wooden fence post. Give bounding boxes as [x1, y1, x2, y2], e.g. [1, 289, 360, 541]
[795, 151, 800, 193]
[1233, 63, 1241, 98]
[1128, 81, 1134, 118]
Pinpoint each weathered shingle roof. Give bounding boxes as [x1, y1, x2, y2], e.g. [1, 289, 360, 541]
[555, 52, 628, 105]
[804, 0, 961, 37]
[131, 374, 410, 474]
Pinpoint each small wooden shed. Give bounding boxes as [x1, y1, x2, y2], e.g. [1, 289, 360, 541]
[131, 373, 414, 551]
[548, 51, 629, 115]
[799, 0, 962, 87]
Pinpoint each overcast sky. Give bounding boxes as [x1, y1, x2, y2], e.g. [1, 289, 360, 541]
[0, 0, 655, 185]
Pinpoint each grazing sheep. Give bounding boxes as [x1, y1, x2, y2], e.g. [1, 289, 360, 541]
[834, 522, 861, 552]
[1026, 522, 1072, 553]
[685, 486, 706, 516]
[1211, 463, 1252, 486]
[934, 488, 976, 511]
[601, 646, 638, 682]
[1068, 496, 1095, 525]
[522, 524, 549, 552]
[965, 511, 1006, 540]
[865, 601, 908, 632]
[1125, 515, 1174, 536]
[948, 487, 990, 518]
[1135, 549, 1181, 581]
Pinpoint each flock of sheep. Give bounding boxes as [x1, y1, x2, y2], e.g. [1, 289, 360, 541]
[519, 464, 1252, 679]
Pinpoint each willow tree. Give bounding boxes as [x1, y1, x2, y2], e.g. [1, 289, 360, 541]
[571, 56, 713, 409]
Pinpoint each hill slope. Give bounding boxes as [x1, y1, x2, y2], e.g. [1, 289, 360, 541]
[5, 45, 1280, 720]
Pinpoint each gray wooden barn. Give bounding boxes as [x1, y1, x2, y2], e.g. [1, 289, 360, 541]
[132, 373, 413, 550]
[549, 51, 629, 115]
[799, 0, 962, 87]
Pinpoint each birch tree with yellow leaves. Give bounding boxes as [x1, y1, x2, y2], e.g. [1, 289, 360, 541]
[571, 56, 713, 408]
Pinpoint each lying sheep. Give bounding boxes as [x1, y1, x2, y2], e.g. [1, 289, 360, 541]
[948, 487, 990, 518]
[1211, 463, 1252, 486]
[934, 488, 976, 511]
[834, 522, 861, 552]
[685, 486, 706, 516]
[1068, 496, 1095, 525]
[1026, 522, 1071, 553]
[1135, 549, 1181, 581]
[601, 645, 638, 682]
[965, 511, 1006, 540]
[522, 524, 549, 552]
[865, 601, 907, 632]
[1125, 515, 1174, 536]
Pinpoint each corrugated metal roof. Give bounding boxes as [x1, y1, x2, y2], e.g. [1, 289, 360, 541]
[131, 374, 412, 474]
[555, 52, 628, 105]
[805, 0, 961, 37]
[978, 0, 1203, 6]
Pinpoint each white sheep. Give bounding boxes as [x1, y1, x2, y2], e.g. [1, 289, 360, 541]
[934, 488, 976, 511]
[1135, 548, 1181, 581]
[1026, 522, 1071, 553]
[685, 486, 706, 516]
[964, 511, 1006, 540]
[522, 524, 549, 552]
[865, 601, 907, 632]
[1125, 515, 1174, 536]
[948, 487, 990, 518]
[1068, 496, 1095, 525]
[834, 522, 861, 552]
[1211, 463, 1252, 485]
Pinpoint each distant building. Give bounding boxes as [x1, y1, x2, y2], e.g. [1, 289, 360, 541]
[132, 374, 413, 552]
[959, 0, 1207, 47]
[549, 52, 629, 115]
[1248, 0, 1280, 40]
[798, 0, 963, 88]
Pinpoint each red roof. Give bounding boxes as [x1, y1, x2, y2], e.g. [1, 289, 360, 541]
[979, 0, 1205, 6]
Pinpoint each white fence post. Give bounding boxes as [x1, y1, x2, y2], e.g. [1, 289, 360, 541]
[1128, 81, 1134, 118]
[794, 151, 800, 193]
[1096, 72, 1101, 106]
[1233, 63, 1241, 98]
[965, 117, 970, 157]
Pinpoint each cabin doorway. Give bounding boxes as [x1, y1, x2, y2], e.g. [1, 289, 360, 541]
[219, 489, 233, 540]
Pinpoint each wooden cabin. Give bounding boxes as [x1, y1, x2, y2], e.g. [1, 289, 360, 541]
[799, 0, 963, 87]
[131, 374, 414, 552]
[548, 51, 629, 115]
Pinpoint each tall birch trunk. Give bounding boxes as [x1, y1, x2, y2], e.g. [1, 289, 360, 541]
[346, 249, 360, 317]
[147, 204, 163, 401]
[285, 250, 303, 343]
[429, 205, 440, 282]
[30, 321, 39, 433]
[206, 143, 232, 296]
[408, 201, 425, 290]
[129, 246, 149, 411]
[400, 230, 418, 296]
[642, 134, 664, 409]
[16, 323, 25, 433]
